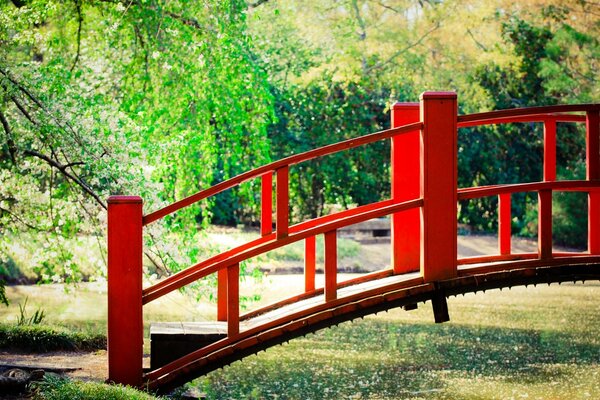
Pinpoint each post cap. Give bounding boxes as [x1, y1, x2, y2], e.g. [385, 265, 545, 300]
[420, 91, 457, 100]
[392, 102, 420, 110]
[108, 195, 143, 204]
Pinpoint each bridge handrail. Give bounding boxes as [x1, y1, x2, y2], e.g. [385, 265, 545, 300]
[457, 180, 600, 200]
[457, 104, 599, 126]
[107, 93, 600, 387]
[142, 198, 423, 303]
[143, 121, 423, 225]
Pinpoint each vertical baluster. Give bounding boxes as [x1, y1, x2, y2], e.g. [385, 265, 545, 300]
[587, 110, 600, 254]
[276, 166, 289, 239]
[420, 92, 458, 282]
[324, 230, 337, 301]
[390, 103, 420, 274]
[538, 190, 553, 259]
[227, 263, 240, 337]
[498, 193, 511, 255]
[544, 118, 557, 181]
[261, 172, 273, 236]
[305, 236, 316, 292]
[217, 268, 227, 322]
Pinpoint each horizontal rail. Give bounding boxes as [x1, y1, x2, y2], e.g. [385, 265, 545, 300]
[457, 104, 599, 125]
[240, 269, 395, 321]
[143, 198, 423, 303]
[458, 113, 585, 128]
[143, 198, 396, 302]
[143, 122, 423, 225]
[457, 252, 590, 265]
[457, 180, 600, 200]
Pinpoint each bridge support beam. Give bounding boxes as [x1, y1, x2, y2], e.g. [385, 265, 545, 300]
[107, 196, 143, 387]
[431, 289, 450, 323]
[391, 102, 420, 274]
[419, 92, 458, 282]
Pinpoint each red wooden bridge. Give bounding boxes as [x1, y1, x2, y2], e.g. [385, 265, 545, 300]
[106, 92, 600, 392]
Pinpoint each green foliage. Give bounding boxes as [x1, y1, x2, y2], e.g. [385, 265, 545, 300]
[16, 296, 45, 326]
[32, 375, 163, 400]
[0, 279, 7, 307]
[0, 323, 106, 352]
[1, 0, 598, 289]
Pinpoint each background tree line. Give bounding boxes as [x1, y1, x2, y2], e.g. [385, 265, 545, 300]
[0, 0, 598, 284]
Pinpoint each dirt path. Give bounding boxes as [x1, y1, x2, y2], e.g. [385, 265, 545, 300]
[0, 350, 108, 382]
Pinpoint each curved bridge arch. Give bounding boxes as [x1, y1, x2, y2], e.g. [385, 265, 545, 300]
[106, 92, 600, 391]
[149, 262, 600, 393]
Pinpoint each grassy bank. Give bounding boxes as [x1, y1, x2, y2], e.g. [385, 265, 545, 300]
[1, 277, 598, 398]
[195, 282, 600, 399]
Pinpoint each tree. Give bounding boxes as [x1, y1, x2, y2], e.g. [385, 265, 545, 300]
[0, 0, 274, 284]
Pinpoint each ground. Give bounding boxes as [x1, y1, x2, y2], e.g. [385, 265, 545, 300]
[0, 234, 591, 395]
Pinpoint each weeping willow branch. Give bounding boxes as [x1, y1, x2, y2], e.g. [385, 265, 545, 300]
[23, 149, 106, 209]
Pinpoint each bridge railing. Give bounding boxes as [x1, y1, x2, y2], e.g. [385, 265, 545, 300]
[106, 93, 599, 386]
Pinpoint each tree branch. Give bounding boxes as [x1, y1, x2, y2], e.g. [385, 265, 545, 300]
[23, 149, 107, 209]
[248, 0, 270, 8]
[70, 0, 84, 72]
[365, 23, 440, 73]
[0, 110, 17, 164]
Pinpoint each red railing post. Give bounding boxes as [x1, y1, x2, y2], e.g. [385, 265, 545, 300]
[498, 193, 511, 255]
[107, 196, 143, 387]
[544, 118, 557, 181]
[305, 236, 316, 292]
[324, 230, 337, 301]
[391, 102, 420, 274]
[261, 172, 273, 236]
[538, 190, 553, 259]
[217, 268, 227, 322]
[587, 110, 600, 254]
[227, 263, 240, 337]
[276, 166, 289, 239]
[538, 117, 557, 259]
[420, 92, 458, 282]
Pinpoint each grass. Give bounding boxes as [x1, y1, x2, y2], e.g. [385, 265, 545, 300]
[1, 275, 599, 398]
[32, 375, 164, 400]
[0, 324, 106, 352]
[194, 283, 600, 399]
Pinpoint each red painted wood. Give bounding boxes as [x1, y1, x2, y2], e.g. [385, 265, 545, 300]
[240, 269, 394, 321]
[261, 172, 273, 236]
[587, 110, 599, 180]
[588, 111, 600, 254]
[498, 193, 511, 255]
[324, 230, 337, 301]
[391, 102, 420, 274]
[538, 189, 553, 259]
[276, 166, 289, 239]
[544, 118, 557, 181]
[227, 263, 240, 337]
[458, 113, 586, 128]
[143, 199, 422, 303]
[107, 196, 143, 387]
[143, 122, 422, 225]
[217, 268, 227, 322]
[457, 104, 599, 125]
[590, 191, 600, 254]
[458, 180, 599, 200]
[304, 236, 316, 292]
[420, 92, 458, 281]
